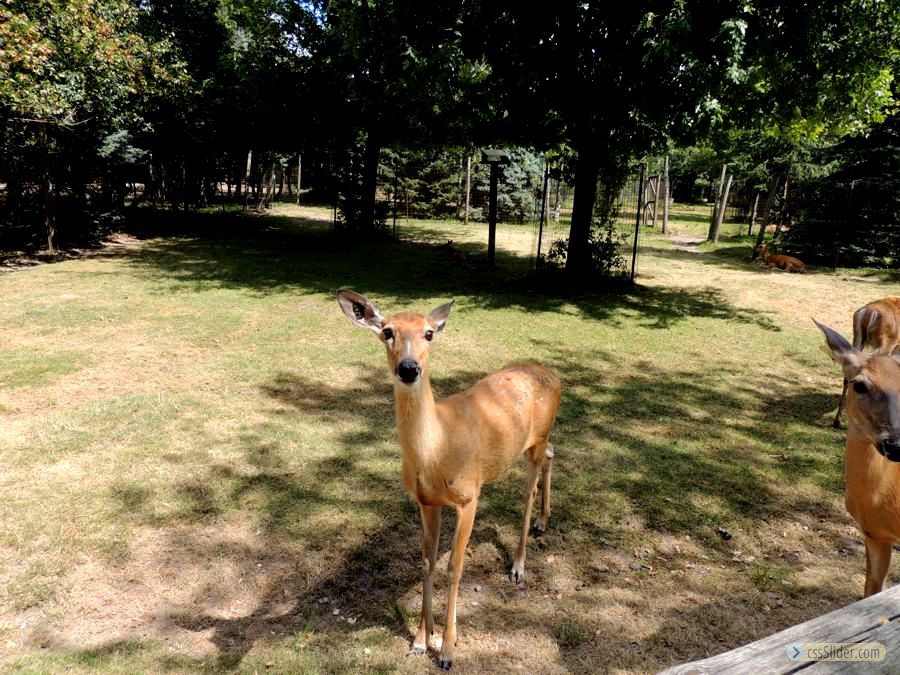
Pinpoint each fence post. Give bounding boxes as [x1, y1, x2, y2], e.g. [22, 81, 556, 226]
[536, 160, 550, 265]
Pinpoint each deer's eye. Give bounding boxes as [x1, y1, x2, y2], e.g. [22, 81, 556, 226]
[852, 380, 869, 395]
[424, 330, 434, 342]
[382, 328, 394, 341]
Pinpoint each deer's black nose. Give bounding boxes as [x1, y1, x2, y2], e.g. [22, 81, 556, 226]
[881, 438, 900, 463]
[396, 359, 421, 384]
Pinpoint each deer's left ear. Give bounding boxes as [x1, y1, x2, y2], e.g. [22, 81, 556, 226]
[337, 289, 384, 333]
[428, 300, 454, 333]
[814, 318, 867, 379]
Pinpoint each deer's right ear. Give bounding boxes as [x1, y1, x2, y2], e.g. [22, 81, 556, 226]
[337, 289, 384, 333]
[814, 318, 867, 379]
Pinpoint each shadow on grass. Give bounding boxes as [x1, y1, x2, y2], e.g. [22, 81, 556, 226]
[95, 339, 849, 670]
[112, 209, 780, 333]
[76, 211, 848, 669]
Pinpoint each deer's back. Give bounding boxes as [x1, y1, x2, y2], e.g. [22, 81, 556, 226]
[855, 297, 900, 354]
[437, 362, 561, 483]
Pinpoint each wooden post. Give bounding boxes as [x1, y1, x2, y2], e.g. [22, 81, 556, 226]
[662, 155, 670, 235]
[710, 173, 733, 243]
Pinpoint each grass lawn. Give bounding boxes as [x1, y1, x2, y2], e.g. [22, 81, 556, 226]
[1, 203, 899, 673]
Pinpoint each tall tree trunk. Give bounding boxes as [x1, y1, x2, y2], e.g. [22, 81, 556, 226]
[243, 149, 253, 210]
[661, 155, 670, 235]
[707, 163, 727, 240]
[455, 154, 464, 219]
[37, 123, 57, 253]
[565, 145, 600, 277]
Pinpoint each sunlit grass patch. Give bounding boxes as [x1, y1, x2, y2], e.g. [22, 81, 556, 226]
[0, 204, 898, 673]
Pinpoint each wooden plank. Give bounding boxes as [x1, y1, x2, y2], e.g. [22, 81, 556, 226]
[805, 620, 900, 674]
[660, 586, 900, 674]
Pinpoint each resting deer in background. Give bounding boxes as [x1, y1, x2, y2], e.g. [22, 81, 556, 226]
[337, 290, 561, 670]
[817, 319, 900, 596]
[756, 243, 806, 272]
[832, 297, 900, 428]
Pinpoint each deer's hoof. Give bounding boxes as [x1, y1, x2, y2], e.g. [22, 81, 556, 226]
[509, 565, 525, 584]
[438, 658, 453, 670]
[408, 644, 426, 656]
[531, 524, 546, 538]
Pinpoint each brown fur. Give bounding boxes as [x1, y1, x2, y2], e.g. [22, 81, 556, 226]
[818, 320, 900, 596]
[757, 244, 806, 272]
[833, 297, 900, 428]
[337, 290, 561, 669]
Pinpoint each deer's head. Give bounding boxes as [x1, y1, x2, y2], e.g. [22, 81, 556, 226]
[816, 319, 900, 461]
[337, 290, 453, 387]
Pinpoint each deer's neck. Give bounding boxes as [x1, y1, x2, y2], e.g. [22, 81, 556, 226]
[394, 376, 444, 467]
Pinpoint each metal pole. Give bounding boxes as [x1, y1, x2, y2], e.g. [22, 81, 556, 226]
[488, 162, 499, 267]
[631, 165, 645, 283]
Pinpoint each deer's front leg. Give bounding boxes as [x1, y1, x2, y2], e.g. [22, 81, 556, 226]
[412, 504, 442, 654]
[439, 498, 477, 670]
[510, 460, 541, 584]
[864, 535, 893, 597]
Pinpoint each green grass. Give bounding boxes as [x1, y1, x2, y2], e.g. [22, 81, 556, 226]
[1, 203, 899, 673]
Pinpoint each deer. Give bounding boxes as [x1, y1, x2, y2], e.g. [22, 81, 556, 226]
[440, 240, 467, 264]
[336, 290, 561, 670]
[832, 297, 900, 428]
[756, 243, 806, 272]
[816, 319, 900, 596]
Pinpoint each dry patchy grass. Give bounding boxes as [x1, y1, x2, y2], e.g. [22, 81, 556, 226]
[1, 205, 899, 673]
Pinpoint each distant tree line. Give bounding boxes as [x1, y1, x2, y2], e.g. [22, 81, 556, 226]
[0, 0, 897, 270]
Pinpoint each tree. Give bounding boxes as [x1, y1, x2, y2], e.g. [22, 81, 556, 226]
[0, 0, 181, 249]
[465, 0, 900, 278]
[782, 113, 900, 268]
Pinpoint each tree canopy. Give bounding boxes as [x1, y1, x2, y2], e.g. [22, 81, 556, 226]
[0, 0, 897, 268]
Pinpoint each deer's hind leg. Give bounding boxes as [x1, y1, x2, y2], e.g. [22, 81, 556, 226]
[510, 441, 553, 584]
[534, 443, 554, 535]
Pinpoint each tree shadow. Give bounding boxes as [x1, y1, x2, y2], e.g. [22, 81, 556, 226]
[109, 210, 781, 334]
[74, 211, 854, 670]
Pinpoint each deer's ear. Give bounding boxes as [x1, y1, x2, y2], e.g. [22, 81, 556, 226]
[814, 318, 867, 380]
[337, 289, 384, 333]
[428, 300, 454, 333]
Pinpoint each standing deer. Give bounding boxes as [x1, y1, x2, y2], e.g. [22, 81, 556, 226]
[756, 243, 806, 272]
[832, 297, 900, 428]
[337, 290, 561, 670]
[816, 319, 900, 596]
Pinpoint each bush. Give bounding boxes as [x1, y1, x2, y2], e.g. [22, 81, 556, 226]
[539, 220, 628, 277]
